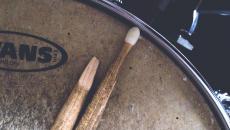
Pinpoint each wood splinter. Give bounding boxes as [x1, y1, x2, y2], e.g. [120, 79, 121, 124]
[76, 27, 140, 130]
[51, 57, 99, 130]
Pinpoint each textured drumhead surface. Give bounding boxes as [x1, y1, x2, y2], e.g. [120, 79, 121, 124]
[0, 0, 220, 130]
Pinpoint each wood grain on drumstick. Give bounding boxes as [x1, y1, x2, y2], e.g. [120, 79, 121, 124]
[76, 27, 140, 130]
[50, 57, 99, 130]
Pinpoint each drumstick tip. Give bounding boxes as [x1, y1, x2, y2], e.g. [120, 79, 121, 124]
[78, 56, 99, 90]
[125, 27, 140, 45]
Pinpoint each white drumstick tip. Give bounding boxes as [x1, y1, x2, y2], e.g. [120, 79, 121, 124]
[125, 27, 140, 45]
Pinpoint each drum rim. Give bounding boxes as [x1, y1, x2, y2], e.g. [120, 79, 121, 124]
[81, 0, 230, 129]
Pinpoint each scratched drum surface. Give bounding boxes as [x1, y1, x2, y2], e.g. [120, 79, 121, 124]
[0, 0, 220, 130]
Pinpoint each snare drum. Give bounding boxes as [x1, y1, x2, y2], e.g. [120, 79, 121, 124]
[0, 0, 220, 129]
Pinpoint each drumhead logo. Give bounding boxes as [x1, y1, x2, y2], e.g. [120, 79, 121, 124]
[0, 31, 68, 72]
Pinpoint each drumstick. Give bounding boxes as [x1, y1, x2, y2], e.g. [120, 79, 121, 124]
[51, 57, 99, 130]
[76, 27, 140, 130]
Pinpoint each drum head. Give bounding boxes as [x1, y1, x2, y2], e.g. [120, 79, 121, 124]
[0, 0, 220, 129]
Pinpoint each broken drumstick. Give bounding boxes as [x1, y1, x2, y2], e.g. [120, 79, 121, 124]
[51, 57, 99, 130]
[76, 27, 140, 130]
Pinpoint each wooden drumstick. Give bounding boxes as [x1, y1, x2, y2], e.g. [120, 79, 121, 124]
[76, 27, 140, 130]
[51, 57, 99, 130]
